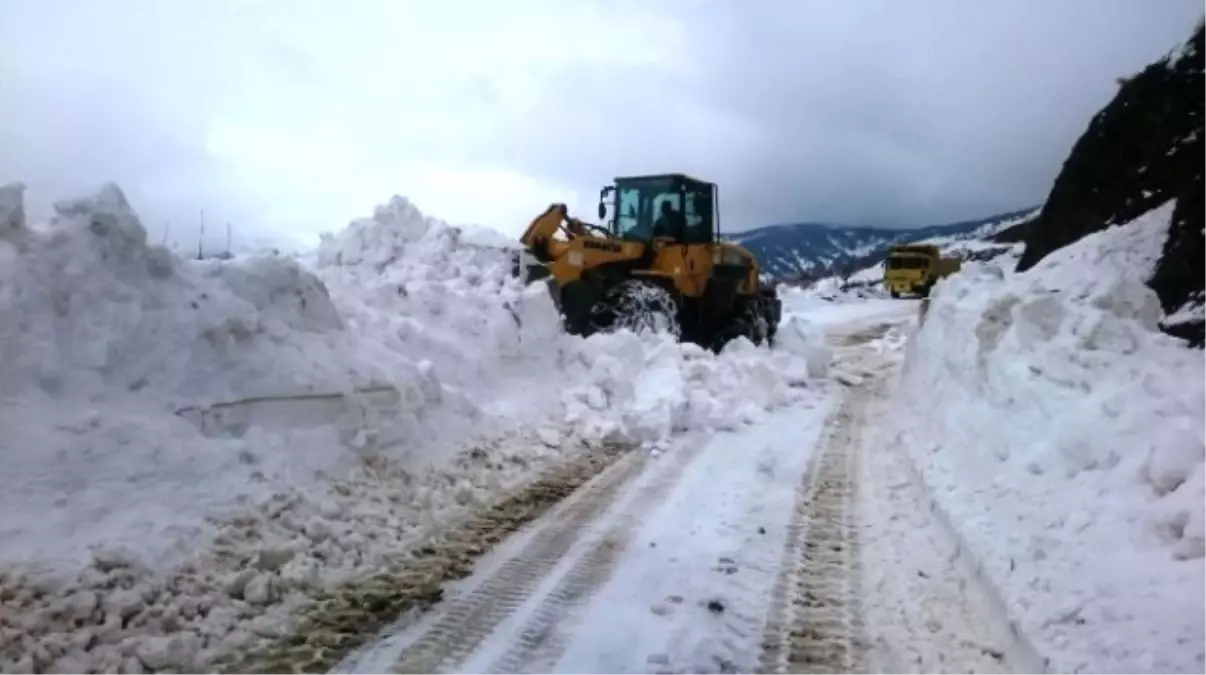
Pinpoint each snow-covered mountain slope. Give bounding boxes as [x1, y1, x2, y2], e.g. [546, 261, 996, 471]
[780, 208, 1039, 305]
[889, 200, 1205, 673]
[727, 207, 1038, 282]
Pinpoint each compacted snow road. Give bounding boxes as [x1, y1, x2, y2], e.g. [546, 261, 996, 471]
[334, 306, 1041, 675]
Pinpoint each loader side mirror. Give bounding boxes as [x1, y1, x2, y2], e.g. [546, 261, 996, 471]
[597, 201, 606, 220]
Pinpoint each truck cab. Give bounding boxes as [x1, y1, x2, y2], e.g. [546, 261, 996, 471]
[883, 244, 961, 298]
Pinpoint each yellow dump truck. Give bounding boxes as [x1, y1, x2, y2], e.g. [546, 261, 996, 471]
[883, 244, 962, 298]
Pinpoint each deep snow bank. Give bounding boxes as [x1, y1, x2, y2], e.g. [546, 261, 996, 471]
[0, 183, 459, 572]
[893, 201, 1205, 673]
[0, 183, 425, 405]
[310, 195, 553, 422]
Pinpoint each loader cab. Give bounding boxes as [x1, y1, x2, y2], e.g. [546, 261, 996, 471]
[598, 174, 718, 245]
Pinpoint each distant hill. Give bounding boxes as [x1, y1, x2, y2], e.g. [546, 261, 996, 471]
[727, 208, 1039, 282]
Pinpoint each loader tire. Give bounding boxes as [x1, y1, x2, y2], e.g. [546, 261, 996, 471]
[709, 299, 768, 352]
[590, 279, 681, 338]
[764, 307, 778, 347]
[741, 300, 771, 346]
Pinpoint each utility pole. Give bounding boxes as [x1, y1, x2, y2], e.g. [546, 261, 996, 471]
[226, 222, 232, 258]
[197, 209, 205, 260]
[161, 222, 169, 247]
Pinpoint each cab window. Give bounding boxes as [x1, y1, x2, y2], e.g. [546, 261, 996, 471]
[616, 187, 645, 240]
[682, 187, 713, 243]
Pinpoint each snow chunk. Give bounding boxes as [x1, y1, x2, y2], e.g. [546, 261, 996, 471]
[133, 633, 201, 671]
[1142, 424, 1204, 496]
[775, 316, 832, 378]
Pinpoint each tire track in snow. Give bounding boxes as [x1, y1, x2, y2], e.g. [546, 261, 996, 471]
[388, 451, 647, 673]
[857, 368, 1045, 674]
[229, 444, 636, 675]
[393, 439, 708, 674]
[482, 438, 716, 674]
[759, 327, 883, 674]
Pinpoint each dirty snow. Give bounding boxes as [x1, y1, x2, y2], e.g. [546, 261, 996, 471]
[0, 184, 830, 674]
[890, 199, 1205, 673]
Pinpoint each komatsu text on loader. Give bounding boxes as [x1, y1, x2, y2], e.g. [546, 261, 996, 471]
[517, 173, 781, 350]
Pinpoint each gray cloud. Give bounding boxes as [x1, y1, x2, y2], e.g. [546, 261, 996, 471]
[485, 0, 1204, 229]
[1, 0, 1201, 247]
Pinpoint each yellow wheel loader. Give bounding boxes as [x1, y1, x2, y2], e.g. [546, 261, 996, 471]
[517, 173, 781, 350]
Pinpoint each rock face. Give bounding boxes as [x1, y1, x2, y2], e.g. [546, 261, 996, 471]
[1017, 22, 1204, 346]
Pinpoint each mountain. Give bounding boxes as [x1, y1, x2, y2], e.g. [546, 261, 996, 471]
[727, 208, 1039, 282]
[1016, 21, 1203, 346]
[792, 213, 1040, 303]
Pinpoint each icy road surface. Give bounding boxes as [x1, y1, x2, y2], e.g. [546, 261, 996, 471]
[337, 305, 1041, 674]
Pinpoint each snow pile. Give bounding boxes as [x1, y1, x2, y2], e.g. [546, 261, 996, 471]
[309, 195, 831, 448]
[0, 183, 437, 407]
[310, 196, 554, 413]
[893, 200, 1205, 672]
[0, 431, 577, 674]
[0, 184, 515, 576]
[559, 327, 824, 448]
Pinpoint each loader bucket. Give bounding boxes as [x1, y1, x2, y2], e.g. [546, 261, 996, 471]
[511, 249, 552, 284]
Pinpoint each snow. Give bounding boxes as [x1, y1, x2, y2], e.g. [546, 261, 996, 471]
[1164, 292, 1206, 328]
[341, 303, 1033, 675]
[511, 402, 834, 675]
[338, 327, 862, 675]
[789, 274, 885, 303]
[0, 184, 831, 673]
[889, 200, 1205, 673]
[779, 213, 1029, 312]
[5, 175, 1196, 673]
[1165, 25, 1200, 68]
[779, 285, 911, 326]
[855, 338, 1044, 674]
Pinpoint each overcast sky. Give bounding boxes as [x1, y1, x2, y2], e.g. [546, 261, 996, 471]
[1, 0, 1201, 250]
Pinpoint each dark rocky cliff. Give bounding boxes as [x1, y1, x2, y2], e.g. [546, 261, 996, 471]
[1017, 22, 1204, 346]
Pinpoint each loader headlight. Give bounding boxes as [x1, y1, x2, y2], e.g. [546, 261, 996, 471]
[713, 247, 748, 266]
